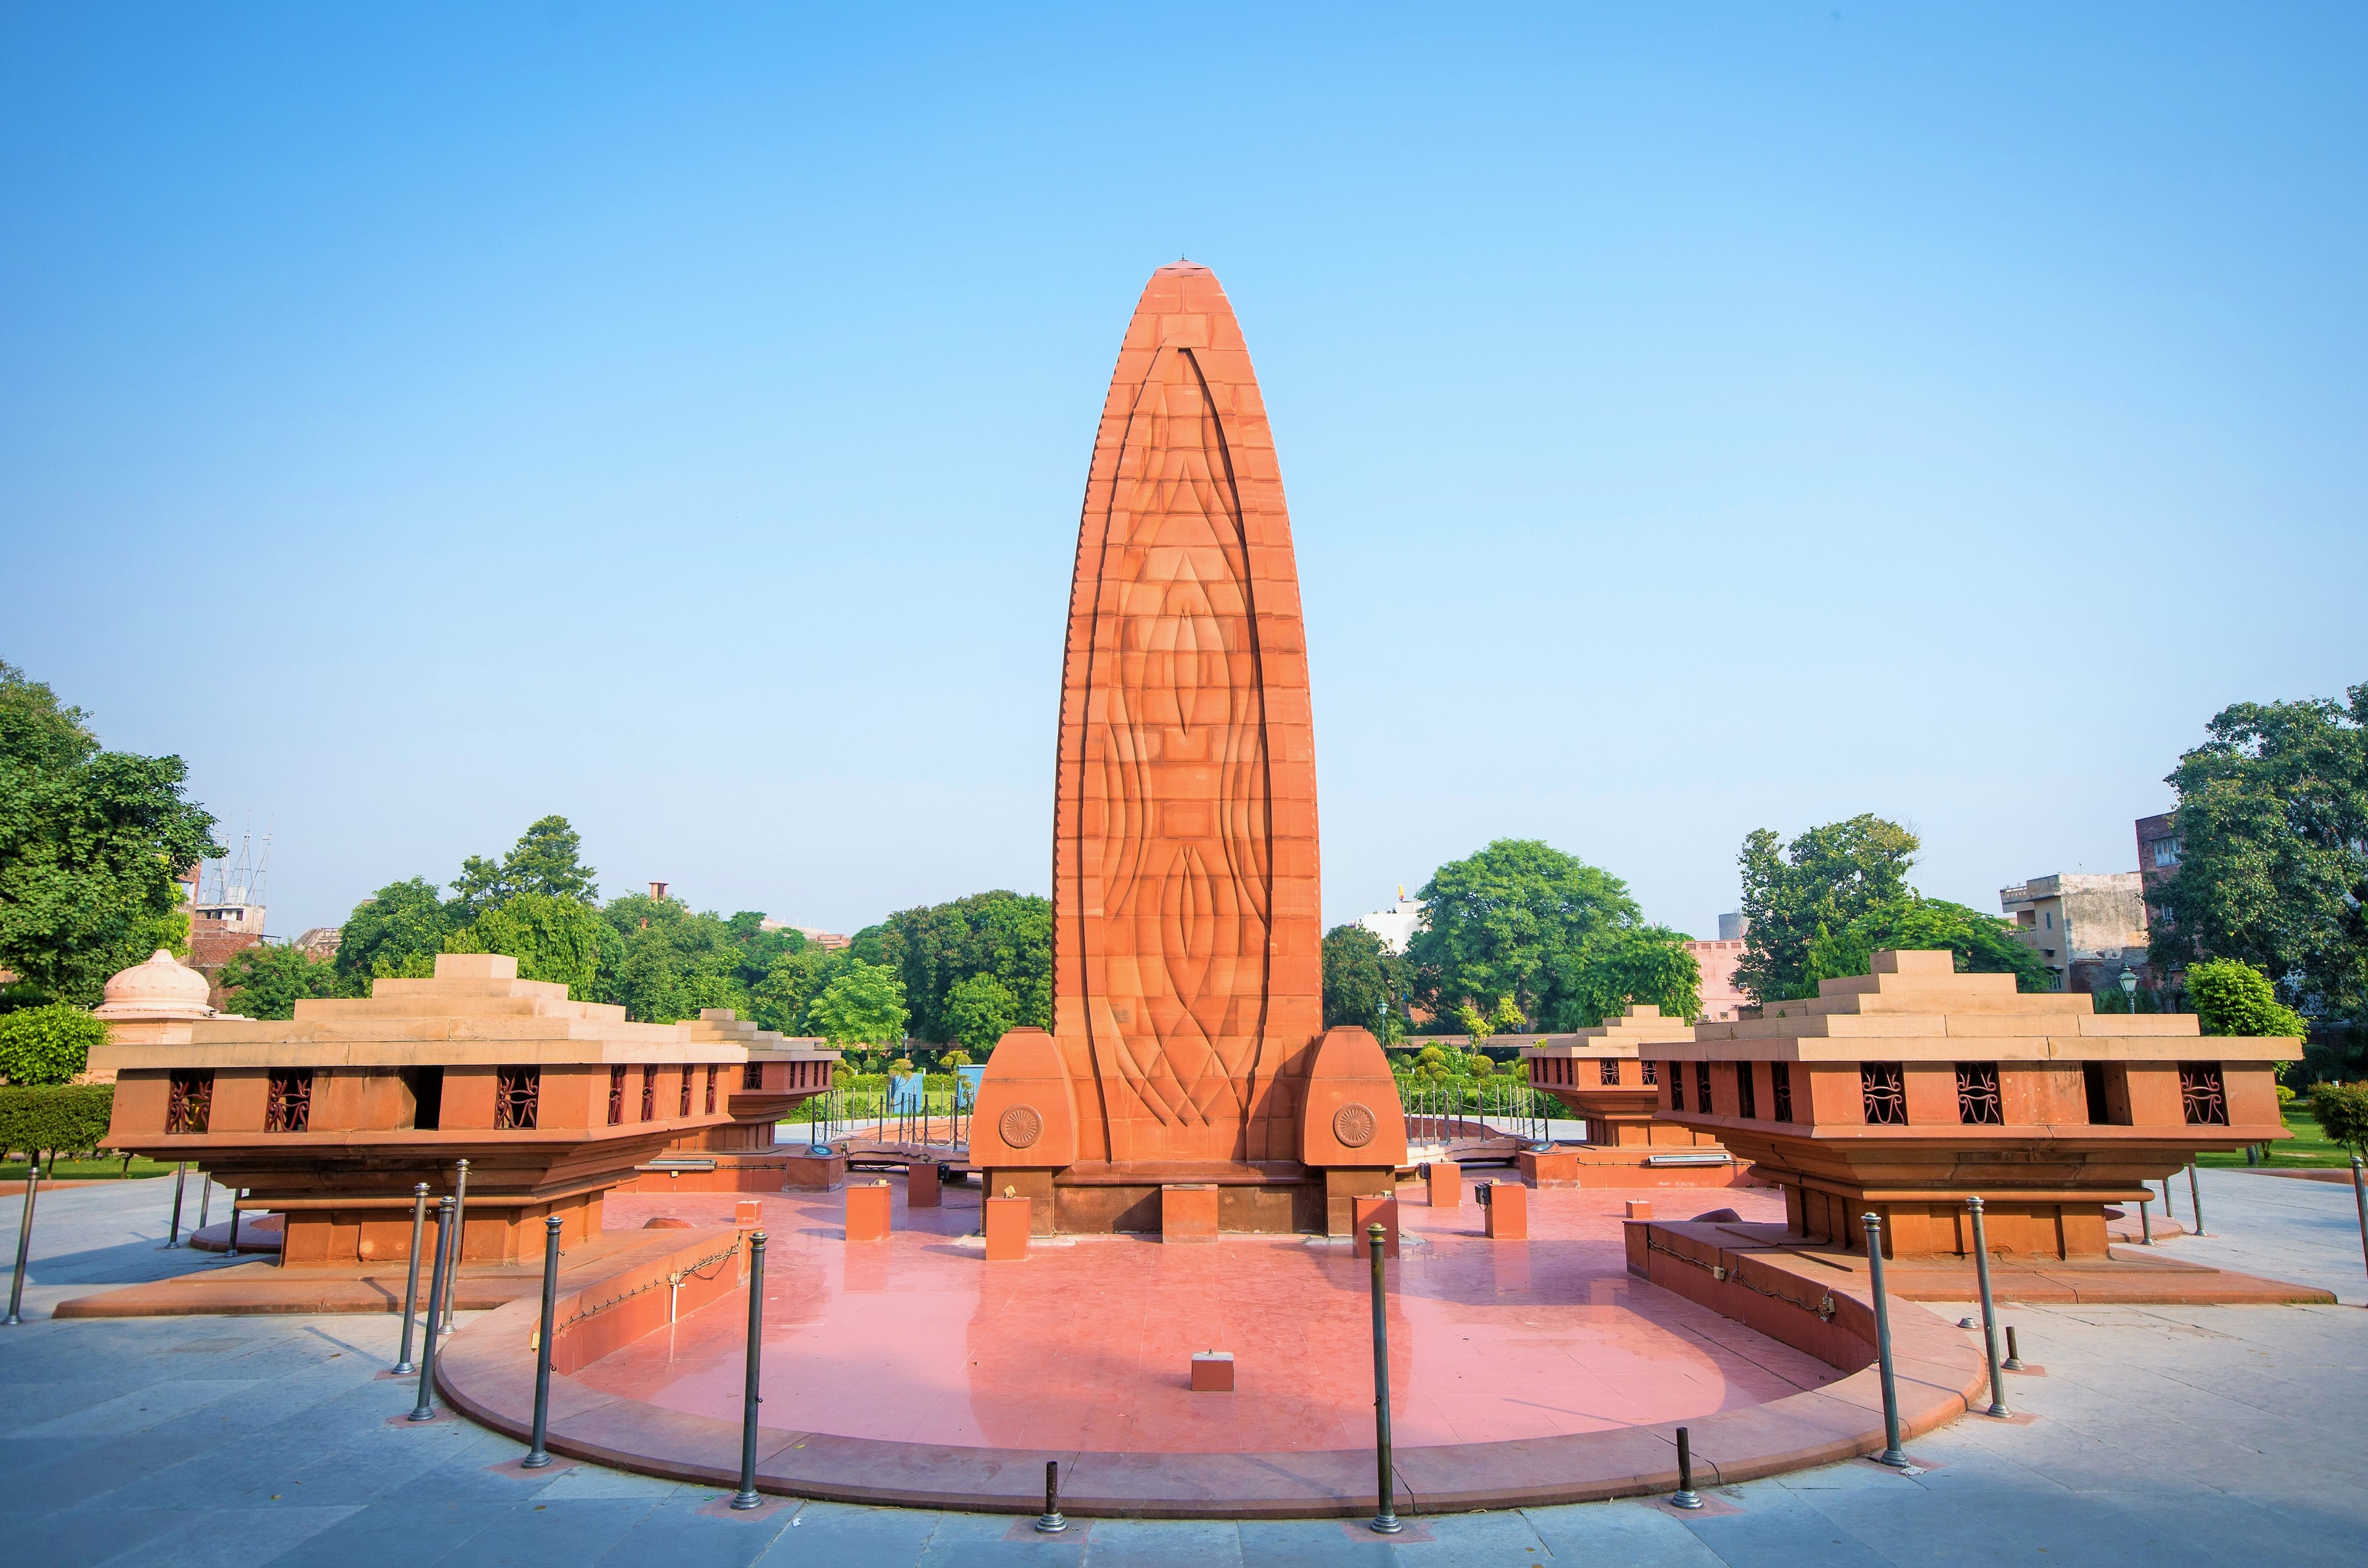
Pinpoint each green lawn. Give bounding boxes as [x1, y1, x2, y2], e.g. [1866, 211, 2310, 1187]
[2195, 1106, 2359, 1169]
[0, 1154, 179, 1182]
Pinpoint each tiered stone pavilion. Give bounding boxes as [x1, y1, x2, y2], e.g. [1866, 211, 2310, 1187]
[1519, 1005, 1743, 1188]
[635, 1008, 842, 1192]
[95, 953, 755, 1267]
[1654, 948, 2300, 1257]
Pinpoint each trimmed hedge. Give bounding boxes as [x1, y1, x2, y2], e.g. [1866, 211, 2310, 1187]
[0, 1084, 116, 1162]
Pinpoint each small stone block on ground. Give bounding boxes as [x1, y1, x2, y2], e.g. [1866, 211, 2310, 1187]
[1352, 1193, 1400, 1257]
[1162, 1183, 1220, 1242]
[908, 1164, 942, 1208]
[733, 1199, 762, 1227]
[1190, 1350, 1235, 1392]
[1626, 1199, 1653, 1220]
[1426, 1163, 1462, 1208]
[1519, 1148, 1581, 1188]
[1484, 1180, 1528, 1239]
[783, 1152, 846, 1191]
[984, 1194, 1031, 1261]
[846, 1182, 892, 1241]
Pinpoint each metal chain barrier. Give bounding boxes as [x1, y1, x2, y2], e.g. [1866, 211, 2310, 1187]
[1643, 1233, 1838, 1321]
[557, 1238, 742, 1336]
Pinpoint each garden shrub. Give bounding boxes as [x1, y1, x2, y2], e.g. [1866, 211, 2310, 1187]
[0, 1083, 116, 1162]
[0, 1004, 109, 1085]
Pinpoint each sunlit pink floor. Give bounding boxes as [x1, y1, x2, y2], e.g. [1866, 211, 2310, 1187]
[587, 1179, 1828, 1455]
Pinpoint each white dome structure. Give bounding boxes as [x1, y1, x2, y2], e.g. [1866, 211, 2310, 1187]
[92, 949, 215, 1021]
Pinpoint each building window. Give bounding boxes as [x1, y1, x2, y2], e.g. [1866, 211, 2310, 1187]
[1737, 1062, 1758, 1120]
[1955, 1062, 2003, 1125]
[705, 1065, 718, 1114]
[2179, 1064, 2229, 1126]
[1861, 1062, 1907, 1125]
[1600, 1058, 1621, 1086]
[265, 1070, 313, 1133]
[2150, 837, 2183, 869]
[1669, 1065, 1685, 1112]
[609, 1065, 627, 1126]
[641, 1065, 656, 1120]
[166, 1070, 214, 1134]
[496, 1068, 540, 1130]
[1641, 1060, 1657, 1086]
[678, 1071, 693, 1117]
[1771, 1061, 1794, 1123]
[1695, 1061, 1713, 1115]
[743, 1061, 763, 1091]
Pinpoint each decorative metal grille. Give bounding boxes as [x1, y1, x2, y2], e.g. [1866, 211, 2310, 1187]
[609, 1065, 627, 1126]
[641, 1065, 656, 1120]
[1771, 1061, 1794, 1123]
[265, 1070, 313, 1133]
[1955, 1062, 2004, 1125]
[743, 1061, 763, 1091]
[1737, 1062, 1759, 1119]
[496, 1067, 540, 1130]
[1861, 1062, 1907, 1125]
[166, 1070, 213, 1134]
[1669, 1064, 1685, 1111]
[1600, 1058, 1621, 1085]
[705, 1065, 718, 1114]
[1695, 1061, 1714, 1116]
[1641, 1060, 1657, 1086]
[2179, 1063, 2229, 1126]
[678, 1070, 692, 1117]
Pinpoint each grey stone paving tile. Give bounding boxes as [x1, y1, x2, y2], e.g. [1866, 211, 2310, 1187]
[1079, 1516, 1244, 1567]
[0, 1428, 219, 1513]
[18, 1375, 258, 1437]
[754, 1501, 940, 1566]
[1670, 1488, 1895, 1568]
[258, 1498, 523, 1565]
[1237, 1517, 1407, 1567]
[591, 1492, 800, 1567]
[1419, 1508, 1559, 1566]
[916, 1508, 1090, 1566]
[94, 1503, 364, 1568]
[1519, 1500, 1722, 1566]
[427, 1496, 657, 1567]
[8, 1504, 202, 1565]
[529, 1463, 693, 1501]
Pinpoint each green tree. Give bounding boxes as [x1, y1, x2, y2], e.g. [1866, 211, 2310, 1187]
[2188, 958, 2309, 1038]
[0, 1003, 109, 1085]
[335, 877, 457, 987]
[444, 892, 623, 998]
[2310, 1082, 2368, 1157]
[1408, 840, 1648, 1029]
[596, 893, 752, 1022]
[750, 945, 853, 1035]
[0, 663, 222, 1006]
[1322, 924, 1410, 1041]
[943, 972, 1021, 1053]
[1801, 895, 2055, 995]
[1548, 926, 1704, 1028]
[450, 815, 600, 916]
[808, 961, 910, 1050]
[1734, 815, 1922, 1005]
[217, 944, 348, 1020]
[863, 892, 1052, 1043]
[2150, 686, 2367, 1020]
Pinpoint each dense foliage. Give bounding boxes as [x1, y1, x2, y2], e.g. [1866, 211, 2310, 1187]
[1734, 815, 1921, 1006]
[0, 1003, 109, 1085]
[855, 892, 1052, 1044]
[2189, 958, 2309, 1038]
[2150, 685, 2367, 1022]
[2309, 1082, 2368, 1157]
[0, 1083, 116, 1159]
[216, 944, 345, 1020]
[0, 663, 221, 1008]
[1804, 895, 2054, 995]
[1405, 840, 1701, 1031]
[942, 972, 1021, 1052]
[1322, 924, 1412, 1041]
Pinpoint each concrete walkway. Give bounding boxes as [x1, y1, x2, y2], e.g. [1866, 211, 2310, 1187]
[2, 1173, 2363, 1566]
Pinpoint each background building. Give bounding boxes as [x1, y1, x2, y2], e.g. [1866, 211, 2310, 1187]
[1685, 938, 1748, 1022]
[1999, 871, 2148, 994]
[1358, 887, 1422, 954]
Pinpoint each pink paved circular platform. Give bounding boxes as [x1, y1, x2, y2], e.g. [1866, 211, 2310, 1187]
[591, 1184, 1831, 1453]
[434, 1181, 1988, 1517]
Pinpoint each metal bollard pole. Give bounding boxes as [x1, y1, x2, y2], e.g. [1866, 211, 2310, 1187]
[5, 1164, 42, 1325]
[1368, 1221, 1402, 1533]
[522, 1215, 563, 1467]
[165, 1163, 188, 1249]
[223, 1189, 242, 1259]
[2187, 1164, 2208, 1237]
[197, 1175, 212, 1231]
[393, 1183, 428, 1376]
[2002, 1324, 2025, 1372]
[1671, 1425, 1704, 1509]
[2137, 1196, 2153, 1245]
[1035, 1460, 1067, 1533]
[1862, 1212, 1910, 1467]
[409, 1197, 454, 1421]
[440, 1158, 470, 1332]
[2351, 1156, 2368, 1288]
[1966, 1197, 2008, 1417]
[731, 1230, 768, 1508]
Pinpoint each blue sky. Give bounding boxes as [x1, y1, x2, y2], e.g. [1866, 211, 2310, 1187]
[5, 4, 2362, 942]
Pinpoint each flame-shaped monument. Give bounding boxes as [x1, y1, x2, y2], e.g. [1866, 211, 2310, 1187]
[972, 263, 1404, 1235]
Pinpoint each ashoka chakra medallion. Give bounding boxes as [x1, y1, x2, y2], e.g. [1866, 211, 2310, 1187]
[999, 1104, 1044, 1149]
[1332, 1103, 1377, 1149]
